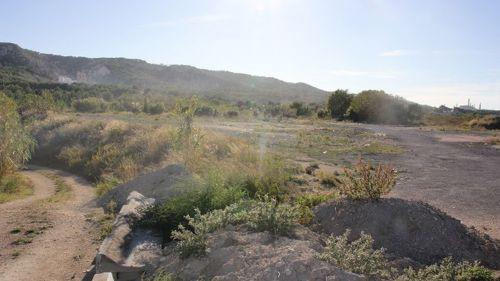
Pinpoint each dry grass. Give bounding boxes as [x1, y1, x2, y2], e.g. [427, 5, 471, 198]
[32, 118, 175, 184]
[0, 173, 34, 203]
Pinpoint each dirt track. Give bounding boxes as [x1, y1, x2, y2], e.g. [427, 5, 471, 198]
[0, 166, 99, 281]
[364, 125, 500, 240]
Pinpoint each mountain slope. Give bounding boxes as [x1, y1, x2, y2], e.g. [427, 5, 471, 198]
[0, 43, 327, 103]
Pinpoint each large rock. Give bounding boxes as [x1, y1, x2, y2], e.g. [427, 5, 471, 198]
[313, 198, 500, 268]
[95, 191, 162, 281]
[158, 226, 366, 281]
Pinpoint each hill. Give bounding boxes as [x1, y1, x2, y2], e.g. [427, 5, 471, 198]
[0, 42, 327, 103]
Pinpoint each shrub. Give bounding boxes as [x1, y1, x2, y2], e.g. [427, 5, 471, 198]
[195, 105, 217, 117]
[317, 229, 392, 279]
[95, 176, 122, 197]
[338, 159, 396, 200]
[0, 92, 35, 180]
[171, 202, 252, 257]
[347, 90, 423, 124]
[224, 111, 239, 118]
[247, 196, 299, 235]
[171, 198, 299, 258]
[396, 257, 493, 281]
[72, 97, 109, 113]
[290, 102, 312, 117]
[140, 171, 246, 244]
[296, 192, 336, 224]
[147, 103, 166, 115]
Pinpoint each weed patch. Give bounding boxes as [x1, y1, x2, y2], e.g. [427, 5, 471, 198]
[337, 159, 396, 200]
[0, 173, 33, 203]
[296, 192, 336, 224]
[396, 257, 493, 281]
[171, 197, 299, 258]
[317, 229, 393, 279]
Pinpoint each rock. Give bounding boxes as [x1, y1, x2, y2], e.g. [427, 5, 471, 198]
[95, 191, 162, 280]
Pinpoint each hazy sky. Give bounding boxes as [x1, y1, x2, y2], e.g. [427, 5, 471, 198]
[1, 0, 500, 108]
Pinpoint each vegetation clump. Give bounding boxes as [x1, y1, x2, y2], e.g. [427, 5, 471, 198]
[327, 89, 353, 120]
[396, 257, 493, 281]
[318, 230, 493, 281]
[170, 197, 299, 258]
[338, 159, 396, 200]
[0, 92, 35, 181]
[318, 229, 392, 279]
[139, 170, 247, 244]
[295, 192, 336, 224]
[0, 173, 34, 203]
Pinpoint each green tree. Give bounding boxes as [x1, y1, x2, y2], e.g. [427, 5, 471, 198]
[290, 102, 311, 117]
[327, 89, 353, 119]
[0, 92, 35, 180]
[347, 90, 419, 124]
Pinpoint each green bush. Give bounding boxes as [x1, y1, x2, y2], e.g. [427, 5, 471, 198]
[290, 102, 312, 117]
[247, 196, 299, 235]
[95, 176, 122, 197]
[139, 170, 246, 244]
[317, 229, 392, 279]
[396, 257, 493, 281]
[338, 159, 396, 200]
[171, 198, 299, 258]
[347, 90, 423, 124]
[296, 192, 336, 224]
[72, 97, 109, 113]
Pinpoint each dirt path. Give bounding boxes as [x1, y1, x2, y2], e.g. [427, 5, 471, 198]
[0, 166, 100, 281]
[363, 125, 500, 240]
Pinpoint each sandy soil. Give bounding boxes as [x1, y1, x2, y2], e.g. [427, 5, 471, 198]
[364, 125, 500, 240]
[0, 166, 99, 281]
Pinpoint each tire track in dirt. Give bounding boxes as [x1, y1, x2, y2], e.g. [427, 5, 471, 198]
[0, 166, 100, 281]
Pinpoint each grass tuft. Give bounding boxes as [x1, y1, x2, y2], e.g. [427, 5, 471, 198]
[0, 173, 33, 203]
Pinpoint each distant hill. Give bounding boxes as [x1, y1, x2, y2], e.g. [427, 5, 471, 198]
[0, 42, 328, 103]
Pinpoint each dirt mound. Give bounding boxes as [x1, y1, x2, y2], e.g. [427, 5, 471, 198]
[313, 198, 500, 269]
[158, 226, 366, 281]
[98, 164, 189, 209]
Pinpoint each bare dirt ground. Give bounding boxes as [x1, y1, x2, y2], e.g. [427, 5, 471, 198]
[202, 120, 500, 240]
[364, 125, 500, 240]
[0, 166, 100, 281]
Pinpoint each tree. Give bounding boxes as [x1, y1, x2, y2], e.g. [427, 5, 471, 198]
[347, 90, 419, 124]
[290, 102, 311, 117]
[327, 89, 353, 120]
[0, 92, 35, 180]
